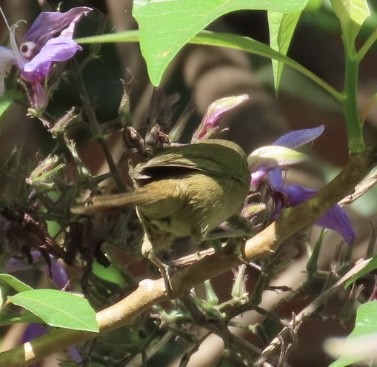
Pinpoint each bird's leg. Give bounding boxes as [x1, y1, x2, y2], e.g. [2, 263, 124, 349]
[149, 251, 173, 293]
[141, 234, 173, 294]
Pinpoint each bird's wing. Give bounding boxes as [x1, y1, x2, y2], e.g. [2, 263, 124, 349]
[136, 145, 224, 178]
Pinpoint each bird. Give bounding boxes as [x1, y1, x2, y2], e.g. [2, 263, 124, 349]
[71, 139, 250, 280]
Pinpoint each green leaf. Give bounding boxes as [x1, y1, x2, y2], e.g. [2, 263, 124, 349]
[344, 256, 377, 288]
[133, 0, 309, 85]
[347, 302, 377, 335]
[92, 260, 126, 287]
[268, 11, 302, 92]
[306, 0, 323, 10]
[326, 301, 377, 366]
[0, 274, 33, 293]
[8, 290, 99, 332]
[330, 0, 371, 48]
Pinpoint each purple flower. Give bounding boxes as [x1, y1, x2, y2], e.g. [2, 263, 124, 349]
[249, 125, 355, 244]
[22, 323, 47, 343]
[0, 7, 92, 110]
[268, 171, 355, 244]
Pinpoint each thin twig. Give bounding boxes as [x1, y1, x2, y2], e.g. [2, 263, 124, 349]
[73, 59, 126, 192]
[254, 258, 372, 366]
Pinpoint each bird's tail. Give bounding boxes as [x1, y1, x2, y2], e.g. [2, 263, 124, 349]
[71, 189, 155, 215]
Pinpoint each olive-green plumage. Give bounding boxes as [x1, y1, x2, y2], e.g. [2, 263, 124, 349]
[72, 139, 250, 257]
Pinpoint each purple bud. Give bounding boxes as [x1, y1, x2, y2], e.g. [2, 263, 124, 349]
[192, 94, 249, 142]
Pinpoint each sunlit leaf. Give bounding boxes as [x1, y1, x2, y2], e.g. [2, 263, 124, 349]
[326, 301, 377, 366]
[268, 11, 303, 92]
[344, 256, 377, 288]
[8, 290, 98, 332]
[330, 0, 371, 47]
[133, 0, 309, 85]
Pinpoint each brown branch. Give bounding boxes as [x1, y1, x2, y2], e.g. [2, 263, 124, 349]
[0, 149, 375, 366]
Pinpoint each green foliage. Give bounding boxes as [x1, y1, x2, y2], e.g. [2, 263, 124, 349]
[132, 0, 308, 85]
[0, 311, 42, 326]
[8, 290, 99, 332]
[344, 255, 377, 288]
[331, 0, 371, 50]
[328, 301, 377, 367]
[268, 11, 303, 91]
[0, 273, 33, 293]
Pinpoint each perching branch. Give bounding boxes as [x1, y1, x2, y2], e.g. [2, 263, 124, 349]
[0, 149, 376, 366]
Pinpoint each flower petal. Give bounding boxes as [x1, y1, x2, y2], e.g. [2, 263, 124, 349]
[284, 184, 316, 205]
[250, 170, 266, 190]
[24, 7, 92, 47]
[273, 125, 325, 148]
[283, 184, 355, 244]
[268, 168, 285, 191]
[22, 37, 81, 82]
[316, 205, 356, 244]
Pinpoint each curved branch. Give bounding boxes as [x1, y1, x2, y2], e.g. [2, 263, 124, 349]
[0, 149, 376, 366]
